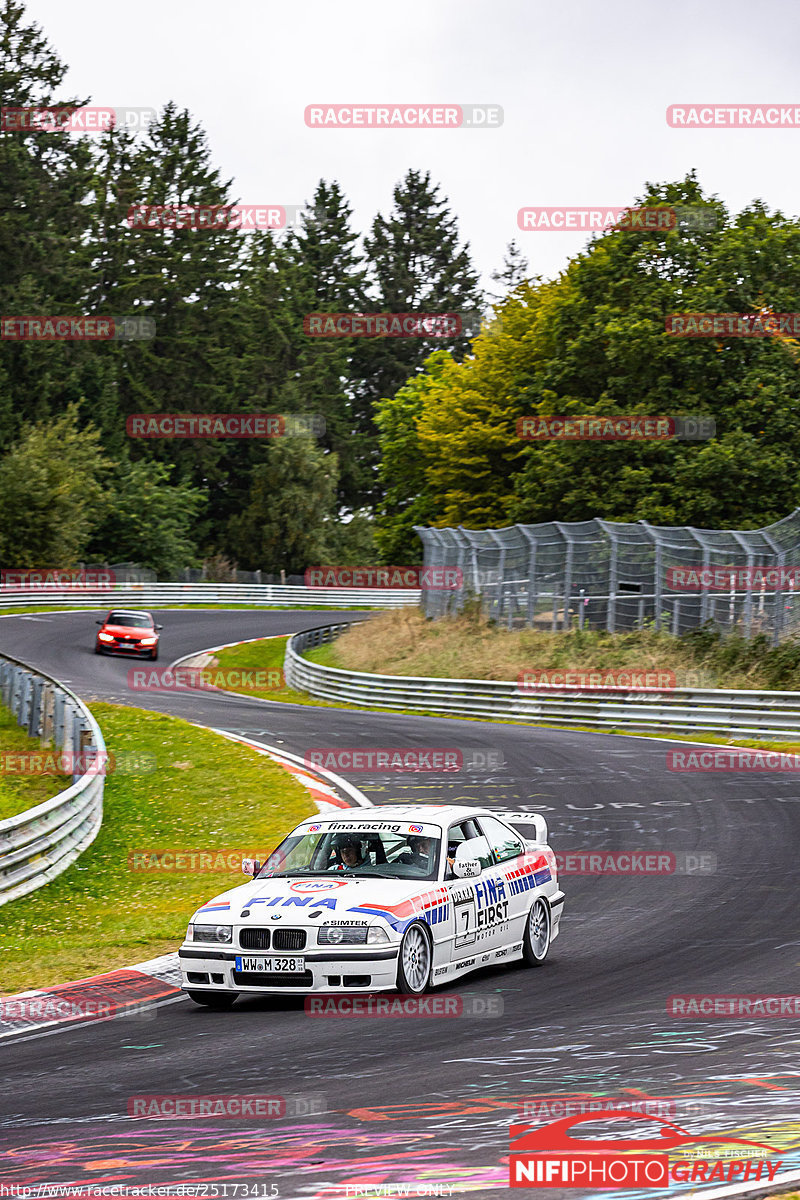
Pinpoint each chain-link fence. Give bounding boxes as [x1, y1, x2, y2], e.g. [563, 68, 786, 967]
[414, 511, 800, 643]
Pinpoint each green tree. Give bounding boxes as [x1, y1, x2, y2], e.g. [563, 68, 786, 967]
[377, 174, 800, 540]
[227, 437, 338, 573]
[281, 180, 371, 509]
[87, 457, 205, 577]
[0, 407, 108, 566]
[0, 0, 108, 448]
[354, 170, 483, 497]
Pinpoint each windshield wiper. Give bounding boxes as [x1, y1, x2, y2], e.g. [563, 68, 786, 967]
[264, 870, 328, 878]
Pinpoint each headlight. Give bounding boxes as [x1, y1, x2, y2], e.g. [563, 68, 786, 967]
[139, 637, 157, 646]
[192, 924, 232, 944]
[317, 925, 391, 945]
[98, 632, 114, 642]
[318, 925, 367, 945]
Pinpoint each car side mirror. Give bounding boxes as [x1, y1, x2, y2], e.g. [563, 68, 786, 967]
[155, 624, 163, 630]
[96, 619, 103, 625]
[453, 857, 481, 878]
[241, 859, 261, 877]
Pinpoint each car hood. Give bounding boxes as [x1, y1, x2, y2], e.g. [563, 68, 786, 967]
[192, 875, 446, 929]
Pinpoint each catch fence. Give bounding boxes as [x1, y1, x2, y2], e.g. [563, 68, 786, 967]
[414, 510, 800, 643]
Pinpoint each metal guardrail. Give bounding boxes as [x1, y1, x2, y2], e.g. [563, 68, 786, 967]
[285, 623, 800, 740]
[0, 655, 106, 906]
[0, 583, 421, 610]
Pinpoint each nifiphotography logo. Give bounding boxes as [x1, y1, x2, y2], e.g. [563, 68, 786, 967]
[509, 1109, 781, 1188]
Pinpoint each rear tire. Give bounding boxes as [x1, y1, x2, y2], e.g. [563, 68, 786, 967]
[396, 921, 433, 994]
[185, 990, 238, 1009]
[522, 897, 551, 966]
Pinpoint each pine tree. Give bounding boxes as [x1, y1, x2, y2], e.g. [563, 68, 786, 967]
[353, 169, 483, 501]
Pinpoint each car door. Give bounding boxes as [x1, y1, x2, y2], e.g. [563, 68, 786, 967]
[475, 815, 528, 953]
[444, 818, 513, 963]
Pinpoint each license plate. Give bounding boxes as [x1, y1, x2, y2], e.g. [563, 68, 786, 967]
[235, 955, 304, 973]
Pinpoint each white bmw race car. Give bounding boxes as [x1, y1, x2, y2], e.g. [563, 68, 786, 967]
[179, 804, 565, 1007]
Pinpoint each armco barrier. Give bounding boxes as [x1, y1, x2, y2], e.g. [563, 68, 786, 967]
[0, 655, 105, 906]
[285, 623, 800, 740]
[0, 583, 421, 610]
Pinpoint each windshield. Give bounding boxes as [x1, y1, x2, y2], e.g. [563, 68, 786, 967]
[107, 612, 153, 628]
[256, 827, 442, 881]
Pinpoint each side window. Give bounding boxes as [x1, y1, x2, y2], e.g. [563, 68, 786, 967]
[479, 816, 524, 865]
[445, 819, 486, 876]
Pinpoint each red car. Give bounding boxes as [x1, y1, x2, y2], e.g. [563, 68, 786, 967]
[95, 610, 162, 660]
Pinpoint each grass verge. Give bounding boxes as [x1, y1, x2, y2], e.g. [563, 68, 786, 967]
[210, 636, 364, 709]
[0, 703, 314, 993]
[326, 608, 800, 691]
[209, 627, 800, 754]
[0, 702, 72, 822]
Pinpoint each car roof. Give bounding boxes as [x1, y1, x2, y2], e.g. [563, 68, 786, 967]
[298, 804, 496, 829]
[106, 610, 153, 619]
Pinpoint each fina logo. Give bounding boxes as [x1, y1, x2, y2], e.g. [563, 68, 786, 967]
[289, 880, 346, 892]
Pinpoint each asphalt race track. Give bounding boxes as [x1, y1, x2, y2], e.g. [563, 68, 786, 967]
[1, 609, 799, 1199]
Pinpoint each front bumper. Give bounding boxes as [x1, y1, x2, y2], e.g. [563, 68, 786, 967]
[178, 945, 401, 994]
[97, 639, 155, 656]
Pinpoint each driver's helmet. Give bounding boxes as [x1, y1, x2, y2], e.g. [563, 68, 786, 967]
[408, 835, 430, 856]
[333, 832, 363, 854]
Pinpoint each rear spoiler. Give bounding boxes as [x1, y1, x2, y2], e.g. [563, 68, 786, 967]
[495, 810, 548, 845]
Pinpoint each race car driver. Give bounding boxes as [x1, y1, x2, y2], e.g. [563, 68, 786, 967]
[328, 832, 366, 871]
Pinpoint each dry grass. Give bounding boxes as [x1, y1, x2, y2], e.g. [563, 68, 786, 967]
[331, 608, 720, 687]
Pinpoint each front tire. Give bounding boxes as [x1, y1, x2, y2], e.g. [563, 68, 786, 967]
[149, 647, 158, 661]
[396, 921, 432, 994]
[185, 990, 238, 1009]
[522, 897, 551, 966]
